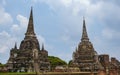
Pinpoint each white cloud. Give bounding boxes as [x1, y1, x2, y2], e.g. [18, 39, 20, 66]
[0, 31, 10, 38]
[11, 14, 28, 36]
[11, 24, 20, 31]
[0, 6, 13, 25]
[32, 0, 99, 16]
[60, 0, 72, 7]
[0, 31, 17, 64]
[0, 31, 16, 53]
[0, 14, 28, 56]
[33, 0, 120, 25]
[102, 28, 120, 40]
[17, 15, 28, 28]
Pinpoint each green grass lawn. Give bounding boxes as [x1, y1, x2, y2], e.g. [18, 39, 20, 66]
[0, 72, 36, 75]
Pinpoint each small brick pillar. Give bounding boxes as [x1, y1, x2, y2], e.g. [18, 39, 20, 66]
[98, 70, 106, 75]
[109, 69, 118, 75]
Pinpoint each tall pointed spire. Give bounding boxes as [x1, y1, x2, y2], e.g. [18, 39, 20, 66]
[81, 17, 89, 41]
[25, 7, 35, 36]
[14, 42, 17, 49]
[20, 7, 40, 50]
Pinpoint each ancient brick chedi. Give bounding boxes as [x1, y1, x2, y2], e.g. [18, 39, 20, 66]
[72, 18, 120, 74]
[7, 8, 50, 72]
[72, 19, 101, 71]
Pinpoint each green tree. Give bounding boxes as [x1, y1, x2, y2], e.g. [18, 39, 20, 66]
[68, 60, 72, 66]
[68, 60, 76, 67]
[0, 62, 5, 67]
[48, 56, 67, 71]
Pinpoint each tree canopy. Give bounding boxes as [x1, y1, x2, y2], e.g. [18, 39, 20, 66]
[48, 56, 67, 68]
[0, 62, 5, 67]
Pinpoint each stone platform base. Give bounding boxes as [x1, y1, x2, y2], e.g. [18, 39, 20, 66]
[29, 72, 98, 75]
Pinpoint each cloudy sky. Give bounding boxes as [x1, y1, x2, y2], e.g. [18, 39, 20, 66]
[0, 0, 120, 64]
